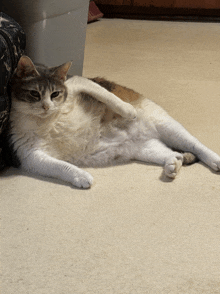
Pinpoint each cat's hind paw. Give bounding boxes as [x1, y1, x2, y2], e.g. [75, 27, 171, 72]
[164, 154, 183, 179]
[72, 171, 93, 189]
[204, 152, 220, 172]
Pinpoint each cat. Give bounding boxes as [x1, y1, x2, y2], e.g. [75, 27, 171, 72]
[8, 55, 220, 188]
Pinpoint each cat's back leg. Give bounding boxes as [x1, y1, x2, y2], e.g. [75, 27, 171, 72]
[134, 139, 184, 178]
[154, 114, 220, 172]
[141, 99, 220, 172]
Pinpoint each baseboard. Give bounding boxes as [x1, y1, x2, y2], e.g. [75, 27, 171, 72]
[97, 4, 220, 22]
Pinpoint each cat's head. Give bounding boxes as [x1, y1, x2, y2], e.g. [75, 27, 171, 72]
[10, 55, 72, 117]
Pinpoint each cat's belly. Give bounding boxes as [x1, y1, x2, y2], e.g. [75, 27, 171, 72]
[70, 118, 159, 167]
[42, 107, 160, 167]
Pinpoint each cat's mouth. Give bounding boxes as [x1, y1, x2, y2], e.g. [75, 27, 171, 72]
[34, 109, 54, 118]
[39, 111, 53, 117]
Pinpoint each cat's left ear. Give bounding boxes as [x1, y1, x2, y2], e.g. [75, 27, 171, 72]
[15, 55, 39, 78]
[51, 61, 72, 81]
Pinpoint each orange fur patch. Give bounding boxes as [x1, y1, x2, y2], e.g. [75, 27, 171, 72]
[91, 77, 141, 104]
[112, 84, 141, 103]
[91, 77, 142, 123]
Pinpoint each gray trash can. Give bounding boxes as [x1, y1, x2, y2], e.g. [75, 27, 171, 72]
[1, 0, 90, 76]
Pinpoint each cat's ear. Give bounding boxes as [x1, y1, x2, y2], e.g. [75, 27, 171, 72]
[51, 61, 72, 81]
[15, 55, 39, 78]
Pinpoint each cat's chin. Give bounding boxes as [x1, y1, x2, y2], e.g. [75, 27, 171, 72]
[37, 111, 56, 118]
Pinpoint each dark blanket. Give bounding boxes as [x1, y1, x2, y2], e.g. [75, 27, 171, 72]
[0, 12, 26, 169]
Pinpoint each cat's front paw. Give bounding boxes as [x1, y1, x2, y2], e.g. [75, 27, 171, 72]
[210, 160, 220, 172]
[122, 104, 137, 120]
[72, 171, 93, 189]
[204, 152, 220, 172]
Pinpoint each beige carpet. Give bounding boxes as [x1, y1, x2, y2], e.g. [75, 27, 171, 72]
[1, 19, 220, 293]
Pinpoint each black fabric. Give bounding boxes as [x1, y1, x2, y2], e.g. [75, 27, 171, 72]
[0, 13, 26, 170]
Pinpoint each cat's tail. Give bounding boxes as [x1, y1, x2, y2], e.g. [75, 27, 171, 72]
[183, 152, 198, 165]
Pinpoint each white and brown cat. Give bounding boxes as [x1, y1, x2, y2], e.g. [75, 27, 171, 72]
[8, 55, 220, 188]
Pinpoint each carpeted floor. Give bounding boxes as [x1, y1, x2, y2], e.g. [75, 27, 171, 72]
[1, 19, 220, 293]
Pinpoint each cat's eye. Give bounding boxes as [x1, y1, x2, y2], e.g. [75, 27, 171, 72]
[30, 90, 40, 98]
[51, 91, 60, 99]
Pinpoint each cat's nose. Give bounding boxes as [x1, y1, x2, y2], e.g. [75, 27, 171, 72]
[42, 104, 49, 111]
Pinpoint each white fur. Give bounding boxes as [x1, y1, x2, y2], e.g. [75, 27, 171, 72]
[65, 76, 137, 119]
[9, 76, 220, 188]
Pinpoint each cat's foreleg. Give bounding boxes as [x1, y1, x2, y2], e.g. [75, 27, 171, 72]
[21, 150, 93, 188]
[157, 117, 220, 172]
[135, 139, 184, 178]
[65, 76, 137, 119]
